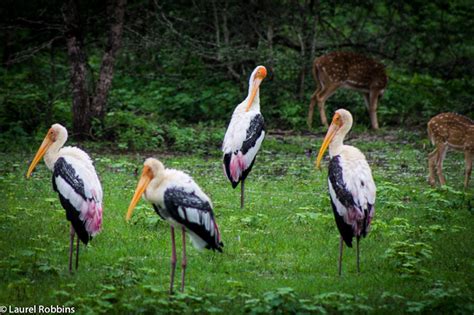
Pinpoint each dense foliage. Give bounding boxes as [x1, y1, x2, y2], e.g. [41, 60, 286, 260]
[1, 0, 473, 149]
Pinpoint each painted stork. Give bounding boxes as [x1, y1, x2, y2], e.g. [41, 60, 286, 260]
[315, 109, 376, 275]
[126, 158, 223, 294]
[26, 124, 103, 273]
[223, 65, 267, 208]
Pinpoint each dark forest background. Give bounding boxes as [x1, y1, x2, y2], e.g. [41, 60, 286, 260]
[1, 0, 473, 150]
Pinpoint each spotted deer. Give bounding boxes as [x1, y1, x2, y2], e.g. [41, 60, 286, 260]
[307, 51, 387, 129]
[428, 112, 474, 189]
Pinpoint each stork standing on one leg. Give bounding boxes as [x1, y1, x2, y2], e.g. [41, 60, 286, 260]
[26, 124, 103, 273]
[315, 109, 376, 275]
[223, 65, 267, 208]
[126, 158, 223, 294]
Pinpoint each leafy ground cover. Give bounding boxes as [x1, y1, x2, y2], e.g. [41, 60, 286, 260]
[0, 128, 473, 314]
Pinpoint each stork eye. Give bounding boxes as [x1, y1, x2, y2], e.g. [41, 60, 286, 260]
[49, 130, 57, 141]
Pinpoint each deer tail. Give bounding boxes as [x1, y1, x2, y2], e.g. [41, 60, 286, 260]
[312, 62, 320, 88]
[427, 123, 435, 146]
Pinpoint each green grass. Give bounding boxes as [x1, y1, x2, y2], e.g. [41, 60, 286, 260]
[0, 128, 473, 314]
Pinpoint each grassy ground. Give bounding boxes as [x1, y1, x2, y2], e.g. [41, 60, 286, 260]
[0, 128, 473, 314]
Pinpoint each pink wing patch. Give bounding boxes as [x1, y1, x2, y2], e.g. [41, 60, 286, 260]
[230, 152, 247, 182]
[213, 220, 222, 242]
[80, 189, 103, 236]
[346, 206, 364, 236]
[366, 206, 375, 229]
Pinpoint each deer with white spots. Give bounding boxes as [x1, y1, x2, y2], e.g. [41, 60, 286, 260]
[307, 51, 387, 130]
[428, 112, 474, 189]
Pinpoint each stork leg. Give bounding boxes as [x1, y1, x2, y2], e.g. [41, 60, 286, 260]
[68, 225, 75, 274]
[338, 235, 343, 276]
[240, 179, 245, 209]
[180, 227, 187, 292]
[169, 226, 177, 294]
[75, 236, 80, 270]
[356, 237, 360, 274]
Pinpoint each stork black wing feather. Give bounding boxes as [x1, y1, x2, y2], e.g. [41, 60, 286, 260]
[328, 156, 356, 209]
[241, 114, 265, 154]
[223, 152, 239, 188]
[52, 157, 91, 245]
[164, 187, 223, 251]
[330, 198, 353, 247]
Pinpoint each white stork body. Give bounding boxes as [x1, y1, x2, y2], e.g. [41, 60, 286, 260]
[316, 109, 376, 275]
[27, 124, 103, 273]
[126, 158, 223, 294]
[223, 66, 267, 208]
[222, 103, 265, 187]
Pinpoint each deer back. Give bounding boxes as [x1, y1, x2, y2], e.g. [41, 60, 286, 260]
[313, 51, 387, 91]
[428, 112, 474, 150]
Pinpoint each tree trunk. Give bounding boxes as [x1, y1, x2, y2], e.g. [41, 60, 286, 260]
[63, 0, 126, 138]
[62, 0, 91, 138]
[298, 1, 319, 100]
[2, 30, 13, 68]
[46, 43, 56, 126]
[297, 33, 306, 100]
[90, 0, 127, 121]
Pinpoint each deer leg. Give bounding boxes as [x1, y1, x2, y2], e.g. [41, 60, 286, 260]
[436, 143, 448, 186]
[317, 84, 340, 127]
[428, 148, 438, 186]
[363, 93, 370, 110]
[307, 90, 319, 128]
[368, 90, 380, 130]
[465, 151, 472, 189]
[317, 99, 328, 127]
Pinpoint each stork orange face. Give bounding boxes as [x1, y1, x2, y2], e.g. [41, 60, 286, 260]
[315, 112, 343, 169]
[126, 165, 154, 221]
[26, 128, 57, 178]
[246, 66, 267, 112]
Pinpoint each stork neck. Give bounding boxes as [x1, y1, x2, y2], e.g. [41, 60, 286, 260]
[151, 176, 163, 191]
[247, 80, 259, 97]
[44, 140, 65, 170]
[244, 90, 260, 112]
[234, 93, 260, 114]
[328, 133, 344, 157]
[144, 172, 165, 203]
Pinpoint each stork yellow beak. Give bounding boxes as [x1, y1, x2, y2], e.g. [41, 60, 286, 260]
[315, 121, 340, 170]
[246, 77, 264, 112]
[26, 129, 54, 178]
[126, 166, 153, 221]
[246, 67, 267, 112]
